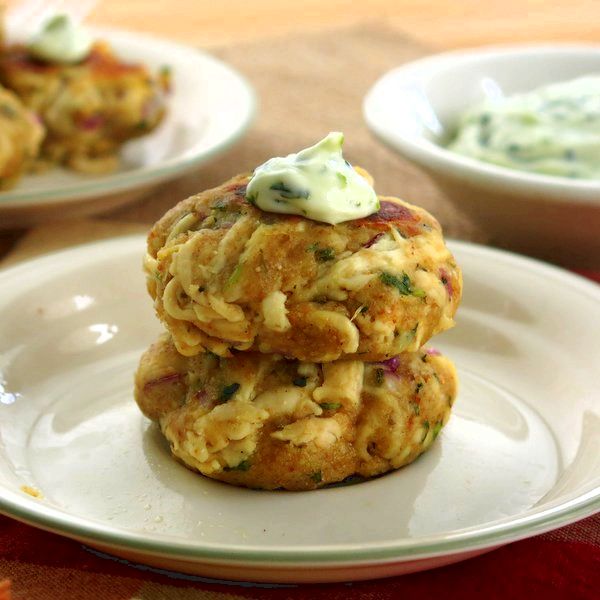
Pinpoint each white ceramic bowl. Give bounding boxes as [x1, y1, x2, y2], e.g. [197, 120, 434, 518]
[363, 45, 600, 267]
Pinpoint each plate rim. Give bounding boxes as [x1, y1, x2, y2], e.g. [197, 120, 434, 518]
[0, 235, 599, 567]
[0, 27, 257, 208]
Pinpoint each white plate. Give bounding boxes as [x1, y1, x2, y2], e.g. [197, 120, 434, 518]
[0, 236, 598, 583]
[0, 29, 255, 228]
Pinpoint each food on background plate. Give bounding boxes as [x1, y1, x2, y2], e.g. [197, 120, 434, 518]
[447, 75, 600, 179]
[138, 133, 461, 490]
[0, 14, 170, 176]
[135, 334, 457, 491]
[0, 84, 44, 189]
[145, 133, 461, 363]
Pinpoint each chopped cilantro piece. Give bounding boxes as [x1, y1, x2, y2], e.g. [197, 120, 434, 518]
[421, 420, 430, 442]
[380, 271, 423, 297]
[319, 402, 341, 411]
[293, 376, 307, 387]
[432, 421, 443, 439]
[310, 471, 322, 483]
[219, 382, 240, 402]
[373, 367, 385, 386]
[226, 263, 243, 287]
[224, 459, 251, 472]
[270, 181, 310, 200]
[315, 247, 335, 262]
[0, 104, 16, 119]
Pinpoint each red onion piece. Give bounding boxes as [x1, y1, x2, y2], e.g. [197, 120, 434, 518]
[143, 372, 182, 391]
[425, 348, 441, 356]
[364, 232, 384, 248]
[79, 114, 105, 130]
[439, 268, 454, 296]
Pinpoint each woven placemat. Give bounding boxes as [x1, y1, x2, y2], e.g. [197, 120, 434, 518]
[1, 23, 479, 266]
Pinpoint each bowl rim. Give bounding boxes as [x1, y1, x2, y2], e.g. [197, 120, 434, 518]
[363, 43, 600, 204]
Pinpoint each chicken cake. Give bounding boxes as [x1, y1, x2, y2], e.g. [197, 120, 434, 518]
[135, 334, 458, 490]
[0, 84, 44, 189]
[145, 173, 461, 362]
[0, 40, 168, 173]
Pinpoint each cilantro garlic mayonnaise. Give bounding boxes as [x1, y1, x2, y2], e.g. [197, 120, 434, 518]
[448, 76, 600, 179]
[245, 132, 379, 224]
[27, 14, 93, 64]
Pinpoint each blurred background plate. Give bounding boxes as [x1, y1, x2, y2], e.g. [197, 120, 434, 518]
[0, 27, 256, 228]
[0, 236, 598, 583]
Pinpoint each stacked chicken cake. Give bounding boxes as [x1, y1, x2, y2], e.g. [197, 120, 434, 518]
[135, 171, 461, 490]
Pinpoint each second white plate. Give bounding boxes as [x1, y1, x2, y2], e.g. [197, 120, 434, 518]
[0, 28, 255, 227]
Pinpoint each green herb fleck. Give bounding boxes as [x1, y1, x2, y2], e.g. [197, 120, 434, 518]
[293, 376, 307, 387]
[315, 247, 335, 262]
[310, 471, 322, 483]
[136, 119, 149, 131]
[224, 459, 251, 472]
[336, 172, 348, 187]
[0, 104, 16, 119]
[360, 305, 369, 314]
[246, 193, 257, 206]
[432, 421, 443, 439]
[226, 263, 243, 287]
[306, 243, 319, 252]
[319, 402, 342, 411]
[270, 181, 310, 200]
[380, 271, 413, 296]
[373, 367, 385, 386]
[421, 420, 430, 442]
[564, 149, 576, 161]
[415, 382, 423, 394]
[219, 383, 240, 402]
[411, 401, 420, 415]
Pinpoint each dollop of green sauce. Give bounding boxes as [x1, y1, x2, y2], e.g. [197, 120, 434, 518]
[27, 14, 93, 65]
[246, 132, 379, 224]
[447, 76, 600, 179]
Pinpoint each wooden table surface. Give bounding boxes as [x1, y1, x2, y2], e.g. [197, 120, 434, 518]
[90, 0, 600, 48]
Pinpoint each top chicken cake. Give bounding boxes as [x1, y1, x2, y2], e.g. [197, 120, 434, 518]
[145, 171, 461, 363]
